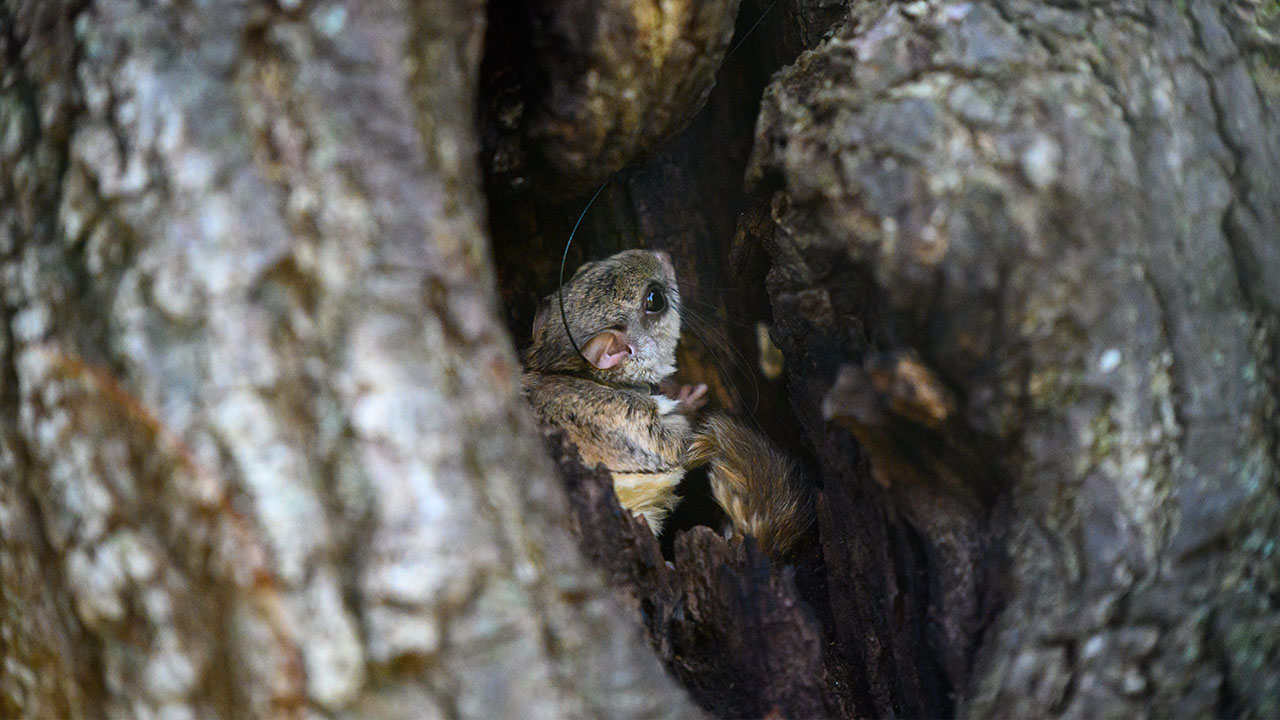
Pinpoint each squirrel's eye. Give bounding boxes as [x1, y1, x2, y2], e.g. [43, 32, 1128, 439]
[644, 285, 667, 313]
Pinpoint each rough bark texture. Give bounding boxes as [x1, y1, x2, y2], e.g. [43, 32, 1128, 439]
[0, 0, 698, 717]
[548, 430, 837, 719]
[488, 0, 1280, 719]
[487, 3, 866, 714]
[484, 0, 743, 197]
[488, 0, 849, 427]
[5, 0, 1280, 717]
[750, 0, 1280, 717]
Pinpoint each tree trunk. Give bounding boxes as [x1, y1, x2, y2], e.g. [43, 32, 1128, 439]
[749, 1, 1280, 716]
[487, 0, 1280, 718]
[5, 0, 1279, 718]
[0, 1, 695, 717]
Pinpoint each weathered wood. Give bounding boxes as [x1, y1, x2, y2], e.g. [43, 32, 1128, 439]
[6, 0, 1278, 717]
[483, 0, 743, 197]
[549, 430, 837, 718]
[487, 5, 864, 715]
[751, 1, 1280, 717]
[0, 0, 697, 717]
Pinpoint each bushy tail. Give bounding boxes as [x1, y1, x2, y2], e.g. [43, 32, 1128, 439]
[686, 414, 814, 557]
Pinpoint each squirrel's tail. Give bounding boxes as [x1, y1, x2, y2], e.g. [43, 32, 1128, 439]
[687, 414, 814, 557]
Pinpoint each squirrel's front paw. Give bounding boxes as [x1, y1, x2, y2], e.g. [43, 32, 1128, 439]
[660, 381, 708, 414]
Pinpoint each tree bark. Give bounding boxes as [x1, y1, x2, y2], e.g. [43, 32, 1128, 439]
[749, 0, 1280, 717]
[0, 0, 696, 717]
[488, 0, 1280, 718]
[5, 0, 1280, 718]
[485, 0, 743, 197]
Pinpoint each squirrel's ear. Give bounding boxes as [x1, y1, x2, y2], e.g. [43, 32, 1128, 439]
[531, 298, 553, 340]
[581, 329, 634, 370]
[568, 260, 596, 282]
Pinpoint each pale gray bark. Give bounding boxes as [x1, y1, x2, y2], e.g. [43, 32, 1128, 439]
[0, 1, 697, 718]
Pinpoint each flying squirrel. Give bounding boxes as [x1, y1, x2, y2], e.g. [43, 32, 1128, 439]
[521, 249, 813, 557]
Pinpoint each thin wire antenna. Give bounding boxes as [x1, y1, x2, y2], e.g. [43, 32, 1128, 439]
[721, 0, 778, 67]
[558, 174, 615, 360]
[555, 0, 776, 361]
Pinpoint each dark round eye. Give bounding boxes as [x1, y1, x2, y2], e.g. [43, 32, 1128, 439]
[644, 284, 667, 313]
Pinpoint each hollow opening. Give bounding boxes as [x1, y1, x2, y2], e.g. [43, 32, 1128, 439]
[477, 2, 980, 718]
[481, 0, 818, 545]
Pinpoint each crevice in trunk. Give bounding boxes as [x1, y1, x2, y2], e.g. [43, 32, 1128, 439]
[478, 2, 993, 719]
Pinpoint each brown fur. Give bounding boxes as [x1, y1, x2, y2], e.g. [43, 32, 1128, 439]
[523, 249, 681, 386]
[522, 249, 813, 552]
[523, 250, 689, 533]
[687, 414, 814, 557]
[523, 372, 690, 533]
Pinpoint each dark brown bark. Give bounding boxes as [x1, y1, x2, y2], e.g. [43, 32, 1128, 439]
[549, 430, 837, 719]
[484, 0, 743, 197]
[487, 0, 1280, 718]
[487, 2, 868, 714]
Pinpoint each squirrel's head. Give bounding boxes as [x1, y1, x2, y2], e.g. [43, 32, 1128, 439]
[524, 249, 681, 386]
